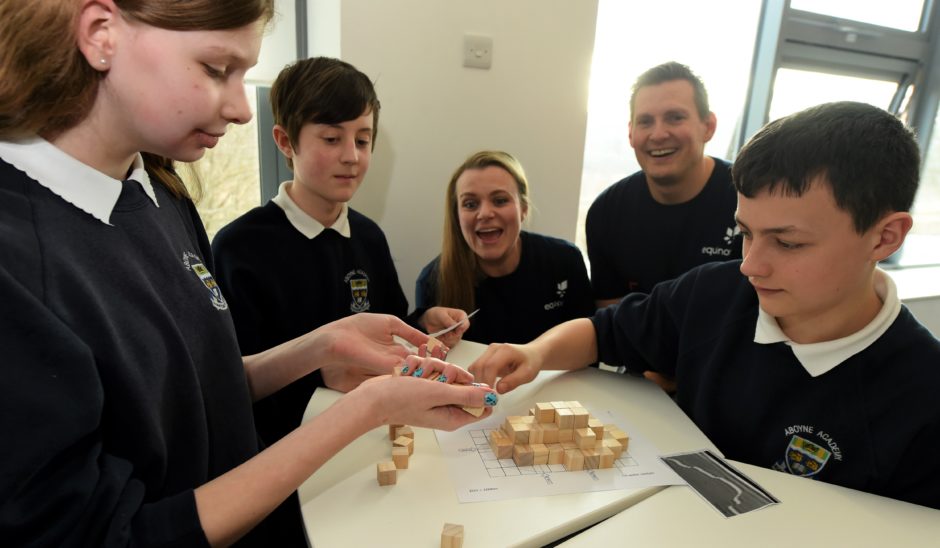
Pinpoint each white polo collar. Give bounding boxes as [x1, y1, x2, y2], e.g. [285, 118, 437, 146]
[0, 136, 157, 225]
[271, 181, 351, 239]
[753, 269, 900, 377]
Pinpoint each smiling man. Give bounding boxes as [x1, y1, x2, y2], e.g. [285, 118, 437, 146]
[587, 62, 740, 307]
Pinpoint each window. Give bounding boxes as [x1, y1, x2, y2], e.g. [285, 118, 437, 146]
[181, 84, 262, 241]
[576, 0, 763, 256]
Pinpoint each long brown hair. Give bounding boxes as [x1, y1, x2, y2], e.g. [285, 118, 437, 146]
[0, 0, 275, 197]
[437, 151, 531, 311]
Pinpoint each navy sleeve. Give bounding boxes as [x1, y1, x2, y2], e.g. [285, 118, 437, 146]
[585, 194, 621, 300]
[211, 228, 268, 356]
[563, 245, 596, 320]
[414, 259, 440, 310]
[0, 265, 207, 547]
[374, 228, 409, 319]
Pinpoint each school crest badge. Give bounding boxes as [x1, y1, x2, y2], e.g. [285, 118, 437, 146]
[181, 251, 228, 310]
[783, 435, 831, 477]
[345, 269, 371, 313]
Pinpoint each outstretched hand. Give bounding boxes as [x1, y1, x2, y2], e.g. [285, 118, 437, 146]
[353, 356, 498, 431]
[468, 342, 541, 394]
[420, 306, 471, 349]
[316, 313, 428, 392]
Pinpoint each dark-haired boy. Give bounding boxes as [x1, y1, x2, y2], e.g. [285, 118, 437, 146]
[469, 101, 940, 509]
[212, 57, 467, 446]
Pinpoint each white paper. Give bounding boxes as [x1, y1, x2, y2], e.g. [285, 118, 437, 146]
[435, 406, 686, 503]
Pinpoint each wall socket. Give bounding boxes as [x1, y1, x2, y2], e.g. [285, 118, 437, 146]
[463, 34, 493, 70]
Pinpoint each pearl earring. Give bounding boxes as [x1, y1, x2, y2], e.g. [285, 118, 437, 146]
[100, 58, 108, 65]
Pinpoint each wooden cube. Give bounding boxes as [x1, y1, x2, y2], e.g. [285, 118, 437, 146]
[377, 461, 397, 486]
[588, 418, 605, 439]
[506, 422, 531, 445]
[534, 402, 556, 423]
[540, 423, 559, 444]
[570, 407, 590, 428]
[557, 428, 574, 442]
[582, 448, 600, 470]
[441, 523, 464, 548]
[528, 424, 544, 445]
[394, 425, 414, 440]
[513, 444, 534, 467]
[547, 443, 565, 465]
[563, 449, 584, 471]
[489, 429, 514, 459]
[426, 336, 445, 355]
[531, 443, 549, 465]
[550, 401, 568, 410]
[574, 428, 596, 450]
[598, 446, 615, 469]
[388, 424, 404, 440]
[603, 438, 624, 458]
[461, 406, 484, 417]
[392, 446, 409, 469]
[609, 427, 629, 449]
[554, 408, 574, 429]
[394, 435, 414, 456]
[560, 441, 578, 451]
[565, 400, 583, 409]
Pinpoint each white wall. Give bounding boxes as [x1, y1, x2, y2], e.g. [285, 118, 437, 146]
[338, 0, 599, 307]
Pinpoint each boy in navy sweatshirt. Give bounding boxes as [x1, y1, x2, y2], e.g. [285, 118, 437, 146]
[468, 101, 940, 509]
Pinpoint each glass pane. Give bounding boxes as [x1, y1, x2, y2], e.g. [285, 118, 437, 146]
[181, 84, 262, 241]
[903, 108, 940, 266]
[789, 0, 924, 32]
[768, 69, 898, 122]
[576, 0, 763, 256]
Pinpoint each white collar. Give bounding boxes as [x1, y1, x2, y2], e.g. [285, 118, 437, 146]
[271, 181, 351, 239]
[753, 269, 901, 377]
[0, 136, 157, 225]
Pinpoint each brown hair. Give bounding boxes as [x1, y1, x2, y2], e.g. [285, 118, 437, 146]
[437, 151, 531, 311]
[271, 57, 380, 170]
[0, 0, 275, 197]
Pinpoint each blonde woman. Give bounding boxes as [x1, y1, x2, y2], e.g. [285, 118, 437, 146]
[416, 151, 594, 344]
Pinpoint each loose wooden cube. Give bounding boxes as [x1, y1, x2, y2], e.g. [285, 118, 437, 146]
[528, 424, 544, 444]
[540, 423, 559, 444]
[489, 429, 514, 459]
[563, 448, 584, 471]
[531, 443, 549, 465]
[377, 461, 397, 486]
[394, 435, 414, 456]
[547, 443, 565, 465]
[534, 402, 556, 423]
[426, 336, 445, 355]
[588, 418, 605, 439]
[513, 444, 535, 467]
[394, 425, 414, 440]
[557, 428, 574, 443]
[461, 406, 484, 417]
[570, 407, 590, 428]
[554, 408, 574, 429]
[574, 427, 596, 450]
[388, 424, 404, 440]
[441, 523, 464, 548]
[392, 446, 410, 469]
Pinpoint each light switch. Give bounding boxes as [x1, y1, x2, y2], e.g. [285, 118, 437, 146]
[463, 34, 492, 70]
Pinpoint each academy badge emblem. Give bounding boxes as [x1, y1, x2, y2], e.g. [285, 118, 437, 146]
[181, 251, 228, 310]
[345, 269, 371, 313]
[784, 435, 831, 477]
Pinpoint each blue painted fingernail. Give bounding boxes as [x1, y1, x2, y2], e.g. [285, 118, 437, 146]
[437, 374, 447, 382]
[484, 392, 498, 406]
[401, 365, 409, 375]
[412, 367, 423, 377]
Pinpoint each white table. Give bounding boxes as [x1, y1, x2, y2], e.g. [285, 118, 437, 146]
[558, 458, 940, 547]
[299, 340, 717, 547]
